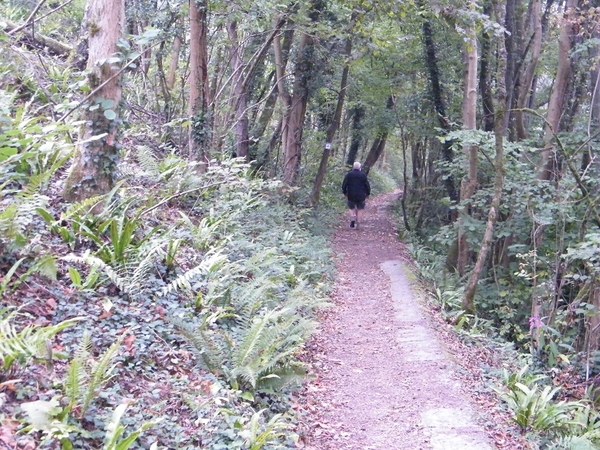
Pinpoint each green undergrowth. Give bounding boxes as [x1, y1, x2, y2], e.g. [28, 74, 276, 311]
[408, 244, 600, 448]
[1, 143, 334, 448]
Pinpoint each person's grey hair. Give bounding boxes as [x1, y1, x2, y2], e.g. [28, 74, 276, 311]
[353, 162, 361, 170]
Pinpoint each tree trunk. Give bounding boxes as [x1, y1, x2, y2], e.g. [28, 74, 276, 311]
[421, 13, 458, 204]
[227, 20, 249, 159]
[515, 0, 542, 140]
[63, 0, 125, 202]
[363, 133, 388, 176]
[167, 34, 182, 91]
[463, 1, 508, 313]
[273, 21, 293, 175]
[4, 18, 73, 56]
[310, 20, 354, 205]
[457, 25, 479, 276]
[538, 0, 578, 181]
[479, 1, 495, 132]
[346, 105, 365, 166]
[188, 0, 210, 164]
[250, 27, 293, 166]
[281, 0, 323, 185]
[282, 34, 313, 184]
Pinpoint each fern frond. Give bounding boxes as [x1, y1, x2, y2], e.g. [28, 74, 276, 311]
[0, 308, 83, 371]
[230, 308, 315, 389]
[64, 252, 131, 294]
[168, 314, 230, 374]
[62, 194, 107, 219]
[65, 332, 92, 412]
[160, 250, 228, 297]
[0, 194, 48, 250]
[80, 334, 123, 418]
[134, 145, 161, 180]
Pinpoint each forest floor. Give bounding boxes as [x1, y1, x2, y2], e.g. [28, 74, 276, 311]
[294, 190, 531, 450]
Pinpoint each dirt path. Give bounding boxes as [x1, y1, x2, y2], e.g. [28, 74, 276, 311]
[296, 191, 518, 449]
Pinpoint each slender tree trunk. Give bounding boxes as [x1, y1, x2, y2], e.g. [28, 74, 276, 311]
[273, 21, 293, 173]
[282, 30, 317, 184]
[538, 0, 578, 181]
[463, 1, 507, 313]
[346, 105, 365, 165]
[310, 20, 354, 205]
[188, 0, 209, 164]
[363, 133, 388, 175]
[515, 0, 542, 140]
[504, 0, 517, 135]
[480, 1, 495, 132]
[457, 25, 479, 276]
[167, 34, 182, 91]
[227, 20, 249, 159]
[583, 19, 600, 173]
[63, 0, 125, 202]
[421, 12, 458, 204]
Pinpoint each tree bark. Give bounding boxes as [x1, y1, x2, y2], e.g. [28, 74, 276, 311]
[515, 0, 542, 140]
[167, 34, 182, 91]
[463, 1, 508, 313]
[63, 0, 125, 202]
[457, 25, 479, 276]
[282, 31, 312, 184]
[188, 0, 210, 164]
[227, 20, 249, 159]
[421, 13, 458, 204]
[479, 1, 495, 132]
[346, 105, 365, 166]
[538, 0, 578, 181]
[310, 20, 354, 205]
[363, 134, 388, 176]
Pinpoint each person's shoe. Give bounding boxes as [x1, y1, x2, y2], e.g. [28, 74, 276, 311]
[350, 220, 355, 228]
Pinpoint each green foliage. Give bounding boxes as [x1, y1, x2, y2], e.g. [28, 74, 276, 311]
[0, 96, 73, 253]
[64, 332, 122, 418]
[19, 331, 159, 449]
[0, 308, 81, 375]
[0, 255, 58, 295]
[103, 403, 161, 450]
[193, 382, 295, 449]
[171, 302, 315, 391]
[498, 366, 582, 436]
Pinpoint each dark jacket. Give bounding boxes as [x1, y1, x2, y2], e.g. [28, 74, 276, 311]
[342, 169, 371, 201]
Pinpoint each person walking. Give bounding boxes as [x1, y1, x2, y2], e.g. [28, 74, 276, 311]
[342, 162, 371, 228]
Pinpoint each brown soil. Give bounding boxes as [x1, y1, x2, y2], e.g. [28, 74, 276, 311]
[295, 191, 529, 449]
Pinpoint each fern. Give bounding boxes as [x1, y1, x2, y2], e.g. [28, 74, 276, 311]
[160, 250, 228, 297]
[64, 332, 92, 413]
[0, 308, 83, 373]
[133, 145, 161, 180]
[64, 237, 168, 298]
[103, 402, 161, 450]
[0, 193, 49, 251]
[231, 308, 314, 388]
[78, 334, 123, 418]
[64, 252, 131, 294]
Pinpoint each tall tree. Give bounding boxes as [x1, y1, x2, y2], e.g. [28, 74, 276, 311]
[281, 1, 323, 185]
[457, 20, 479, 276]
[515, 0, 543, 140]
[363, 96, 395, 175]
[188, 0, 209, 163]
[310, 14, 355, 205]
[63, 0, 126, 201]
[421, 7, 459, 205]
[463, 2, 508, 313]
[538, 0, 579, 181]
